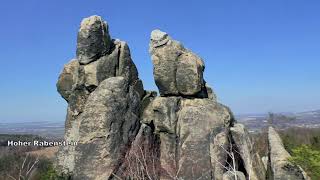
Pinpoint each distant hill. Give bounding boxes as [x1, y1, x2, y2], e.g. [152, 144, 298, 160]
[236, 109, 320, 132]
[0, 121, 64, 138]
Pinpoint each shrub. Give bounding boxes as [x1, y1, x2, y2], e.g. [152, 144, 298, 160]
[289, 145, 320, 180]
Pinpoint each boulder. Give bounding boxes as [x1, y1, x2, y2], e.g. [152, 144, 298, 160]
[77, 15, 112, 65]
[57, 59, 79, 101]
[176, 52, 205, 95]
[149, 29, 206, 97]
[268, 127, 310, 180]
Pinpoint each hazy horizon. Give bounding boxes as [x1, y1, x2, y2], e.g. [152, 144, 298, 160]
[1, 0, 320, 122]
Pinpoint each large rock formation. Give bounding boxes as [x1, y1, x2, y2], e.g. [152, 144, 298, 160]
[56, 15, 144, 178]
[56, 15, 309, 180]
[268, 127, 309, 180]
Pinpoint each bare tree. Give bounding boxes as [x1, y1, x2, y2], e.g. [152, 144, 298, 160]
[7, 154, 39, 180]
[114, 144, 159, 180]
[210, 139, 240, 180]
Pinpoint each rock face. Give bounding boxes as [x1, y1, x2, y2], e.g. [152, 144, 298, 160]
[56, 15, 144, 178]
[268, 127, 309, 180]
[223, 171, 246, 180]
[230, 124, 266, 180]
[56, 15, 309, 180]
[140, 97, 233, 179]
[73, 77, 141, 179]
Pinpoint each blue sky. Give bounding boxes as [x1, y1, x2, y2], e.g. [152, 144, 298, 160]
[0, 0, 319, 122]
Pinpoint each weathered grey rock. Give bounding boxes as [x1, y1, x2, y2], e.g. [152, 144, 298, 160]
[206, 84, 217, 101]
[177, 99, 230, 179]
[57, 59, 80, 101]
[56, 16, 144, 178]
[150, 30, 182, 95]
[115, 40, 139, 84]
[268, 127, 310, 180]
[142, 96, 234, 179]
[140, 91, 157, 124]
[56, 17, 311, 180]
[82, 44, 119, 89]
[210, 131, 229, 180]
[176, 52, 205, 95]
[152, 97, 180, 179]
[149, 29, 206, 96]
[222, 171, 246, 180]
[230, 123, 266, 180]
[150, 29, 170, 48]
[73, 77, 141, 179]
[56, 63, 95, 175]
[56, 106, 81, 174]
[77, 15, 112, 65]
[153, 97, 180, 134]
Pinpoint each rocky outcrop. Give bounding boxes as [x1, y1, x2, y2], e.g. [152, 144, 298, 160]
[73, 77, 141, 179]
[141, 97, 233, 179]
[56, 15, 309, 180]
[56, 15, 144, 178]
[268, 127, 310, 180]
[118, 30, 265, 180]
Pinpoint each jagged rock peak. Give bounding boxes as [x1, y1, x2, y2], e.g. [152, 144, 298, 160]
[77, 15, 112, 65]
[149, 29, 208, 97]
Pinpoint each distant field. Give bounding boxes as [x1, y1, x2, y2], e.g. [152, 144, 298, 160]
[237, 110, 320, 132]
[0, 121, 64, 139]
[0, 110, 319, 138]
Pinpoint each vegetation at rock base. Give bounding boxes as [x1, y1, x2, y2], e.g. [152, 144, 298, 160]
[0, 149, 69, 180]
[0, 134, 67, 180]
[280, 127, 320, 153]
[288, 145, 320, 180]
[251, 127, 320, 180]
[279, 127, 320, 180]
